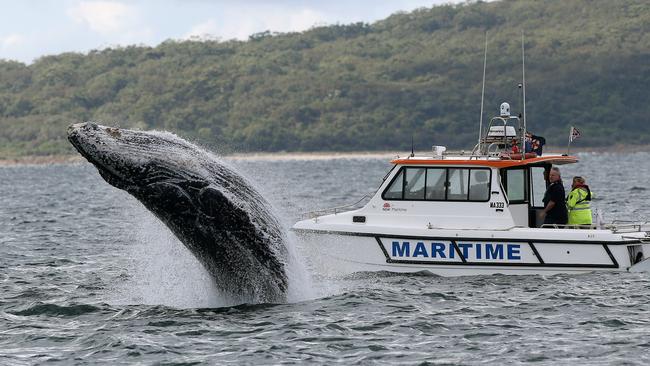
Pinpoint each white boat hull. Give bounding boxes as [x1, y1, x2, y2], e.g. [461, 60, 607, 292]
[295, 230, 650, 277]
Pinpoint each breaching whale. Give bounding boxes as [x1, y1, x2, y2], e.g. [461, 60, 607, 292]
[68, 122, 288, 303]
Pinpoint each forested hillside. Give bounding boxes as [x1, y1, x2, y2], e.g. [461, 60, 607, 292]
[0, 0, 649, 157]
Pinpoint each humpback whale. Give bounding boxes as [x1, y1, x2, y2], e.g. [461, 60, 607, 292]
[68, 122, 288, 303]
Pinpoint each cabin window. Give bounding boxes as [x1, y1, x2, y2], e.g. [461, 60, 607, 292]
[425, 168, 447, 200]
[382, 167, 491, 202]
[469, 169, 491, 201]
[447, 168, 469, 201]
[383, 169, 404, 199]
[530, 166, 547, 208]
[404, 168, 426, 200]
[502, 168, 527, 203]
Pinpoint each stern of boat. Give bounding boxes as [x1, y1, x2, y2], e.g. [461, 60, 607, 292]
[626, 228, 650, 272]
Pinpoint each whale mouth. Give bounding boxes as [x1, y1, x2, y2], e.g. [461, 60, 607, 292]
[67, 123, 99, 162]
[67, 122, 134, 189]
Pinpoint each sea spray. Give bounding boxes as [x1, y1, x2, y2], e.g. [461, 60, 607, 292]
[108, 195, 238, 308]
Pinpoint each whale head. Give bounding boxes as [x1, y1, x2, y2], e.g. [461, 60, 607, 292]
[68, 122, 288, 303]
[68, 122, 204, 191]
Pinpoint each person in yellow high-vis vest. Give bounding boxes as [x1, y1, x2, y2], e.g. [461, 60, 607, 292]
[567, 176, 592, 226]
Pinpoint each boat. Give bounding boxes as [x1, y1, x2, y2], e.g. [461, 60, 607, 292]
[291, 36, 650, 277]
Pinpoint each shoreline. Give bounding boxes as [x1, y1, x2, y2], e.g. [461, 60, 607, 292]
[0, 155, 85, 166]
[1, 145, 649, 166]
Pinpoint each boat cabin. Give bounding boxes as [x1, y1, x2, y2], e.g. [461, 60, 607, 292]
[384, 155, 578, 229]
[304, 101, 583, 231]
[370, 100, 579, 230]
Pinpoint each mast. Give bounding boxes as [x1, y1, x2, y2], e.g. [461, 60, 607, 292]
[478, 32, 488, 153]
[521, 32, 527, 158]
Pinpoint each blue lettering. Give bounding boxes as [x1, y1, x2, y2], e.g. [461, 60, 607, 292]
[431, 242, 446, 258]
[507, 244, 521, 260]
[392, 241, 410, 257]
[486, 244, 504, 260]
[391, 241, 520, 261]
[413, 242, 428, 257]
[457, 243, 472, 259]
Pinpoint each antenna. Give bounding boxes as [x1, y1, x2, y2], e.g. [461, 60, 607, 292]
[478, 32, 488, 153]
[410, 135, 415, 157]
[518, 83, 523, 119]
[521, 31, 527, 157]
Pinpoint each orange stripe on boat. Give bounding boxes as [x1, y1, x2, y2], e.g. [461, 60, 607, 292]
[390, 155, 578, 168]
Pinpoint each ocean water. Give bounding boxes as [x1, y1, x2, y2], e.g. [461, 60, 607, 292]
[1, 152, 650, 365]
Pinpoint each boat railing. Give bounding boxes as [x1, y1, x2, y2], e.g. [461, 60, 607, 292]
[540, 224, 598, 230]
[540, 221, 650, 234]
[607, 220, 650, 233]
[427, 149, 501, 160]
[303, 193, 373, 219]
[478, 115, 523, 155]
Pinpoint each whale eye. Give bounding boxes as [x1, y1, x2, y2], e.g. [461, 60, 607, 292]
[105, 127, 121, 138]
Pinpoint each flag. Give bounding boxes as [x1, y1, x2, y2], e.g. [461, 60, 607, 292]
[569, 126, 581, 143]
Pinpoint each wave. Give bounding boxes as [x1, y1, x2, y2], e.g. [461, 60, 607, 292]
[10, 303, 103, 317]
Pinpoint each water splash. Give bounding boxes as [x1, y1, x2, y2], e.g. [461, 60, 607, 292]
[109, 198, 241, 308]
[102, 156, 323, 308]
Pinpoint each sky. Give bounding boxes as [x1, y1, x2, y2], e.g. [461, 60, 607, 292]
[0, 0, 458, 64]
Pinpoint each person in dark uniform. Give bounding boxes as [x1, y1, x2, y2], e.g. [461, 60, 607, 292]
[540, 167, 568, 226]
